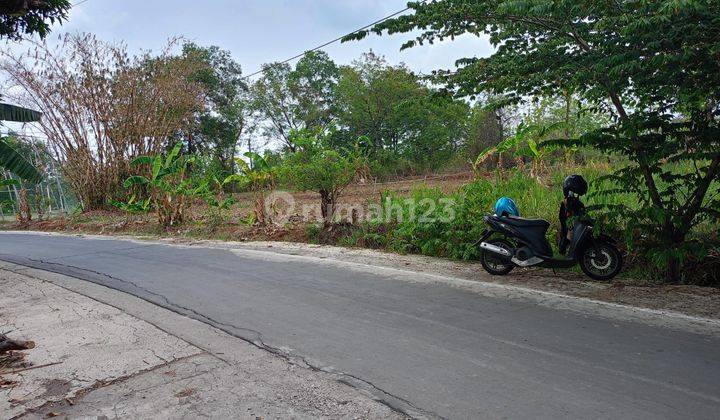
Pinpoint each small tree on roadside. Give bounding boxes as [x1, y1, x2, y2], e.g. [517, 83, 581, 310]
[281, 131, 355, 225]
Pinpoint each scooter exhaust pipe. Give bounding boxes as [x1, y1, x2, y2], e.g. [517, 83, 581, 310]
[480, 242, 513, 258]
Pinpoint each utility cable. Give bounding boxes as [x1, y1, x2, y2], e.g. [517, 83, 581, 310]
[243, 1, 426, 80]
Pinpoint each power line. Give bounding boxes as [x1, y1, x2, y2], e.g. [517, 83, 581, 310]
[243, 1, 425, 80]
[72, 0, 92, 6]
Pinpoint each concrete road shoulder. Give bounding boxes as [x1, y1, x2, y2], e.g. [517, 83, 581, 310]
[0, 263, 406, 419]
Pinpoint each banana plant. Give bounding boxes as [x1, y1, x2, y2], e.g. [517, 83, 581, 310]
[120, 142, 196, 227]
[224, 152, 276, 225]
[473, 121, 567, 178]
[0, 103, 43, 183]
[0, 103, 42, 123]
[194, 175, 235, 210]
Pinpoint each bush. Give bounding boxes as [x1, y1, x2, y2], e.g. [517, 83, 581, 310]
[280, 132, 355, 225]
[333, 165, 718, 285]
[115, 142, 202, 227]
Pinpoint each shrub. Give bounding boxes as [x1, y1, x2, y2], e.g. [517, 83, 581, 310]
[116, 142, 199, 227]
[280, 132, 355, 225]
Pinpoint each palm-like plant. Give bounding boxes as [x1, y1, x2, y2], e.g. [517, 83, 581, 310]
[1, 103, 43, 223]
[0, 103, 43, 183]
[473, 121, 567, 179]
[224, 152, 275, 225]
[120, 142, 196, 227]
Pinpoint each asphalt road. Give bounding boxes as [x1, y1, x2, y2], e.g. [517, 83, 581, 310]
[1, 232, 719, 419]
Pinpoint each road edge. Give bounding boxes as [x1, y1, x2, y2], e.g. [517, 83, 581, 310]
[0, 261, 430, 419]
[3, 230, 720, 337]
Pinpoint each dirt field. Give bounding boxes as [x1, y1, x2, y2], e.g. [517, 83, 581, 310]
[2, 171, 476, 242]
[232, 170, 475, 223]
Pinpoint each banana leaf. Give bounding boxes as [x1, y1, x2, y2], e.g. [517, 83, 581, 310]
[0, 137, 42, 183]
[0, 103, 42, 123]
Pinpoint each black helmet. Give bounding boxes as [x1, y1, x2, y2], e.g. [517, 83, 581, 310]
[563, 174, 588, 197]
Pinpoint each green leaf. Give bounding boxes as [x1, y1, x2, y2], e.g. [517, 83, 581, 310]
[0, 137, 42, 183]
[0, 103, 42, 123]
[130, 156, 153, 166]
[527, 138, 539, 157]
[223, 174, 246, 185]
[244, 152, 270, 171]
[165, 141, 183, 167]
[123, 176, 150, 188]
[151, 155, 163, 180]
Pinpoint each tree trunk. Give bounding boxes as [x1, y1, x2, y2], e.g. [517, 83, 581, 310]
[320, 189, 334, 226]
[253, 192, 267, 226]
[17, 187, 31, 224]
[662, 221, 690, 283]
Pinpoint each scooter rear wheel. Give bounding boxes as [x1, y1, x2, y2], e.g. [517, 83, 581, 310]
[579, 241, 623, 281]
[480, 239, 515, 276]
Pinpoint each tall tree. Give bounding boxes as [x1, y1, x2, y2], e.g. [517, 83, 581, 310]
[0, 0, 70, 40]
[249, 62, 300, 151]
[249, 51, 339, 151]
[182, 43, 247, 178]
[288, 51, 340, 133]
[348, 0, 720, 281]
[333, 52, 470, 172]
[2, 34, 206, 210]
[333, 52, 425, 153]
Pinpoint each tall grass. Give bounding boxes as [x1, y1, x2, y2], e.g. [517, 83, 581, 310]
[335, 162, 718, 285]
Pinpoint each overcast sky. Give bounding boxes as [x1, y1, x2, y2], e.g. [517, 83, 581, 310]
[53, 0, 493, 77]
[2, 1, 495, 142]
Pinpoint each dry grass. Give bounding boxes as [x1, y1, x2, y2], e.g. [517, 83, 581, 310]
[4, 172, 474, 243]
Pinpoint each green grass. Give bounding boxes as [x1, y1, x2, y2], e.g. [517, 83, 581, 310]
[334, 161, 718, 285]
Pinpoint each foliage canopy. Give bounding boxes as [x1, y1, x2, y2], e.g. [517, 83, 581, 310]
[0, 0, 69, 40]
[348, 0, 720, 281]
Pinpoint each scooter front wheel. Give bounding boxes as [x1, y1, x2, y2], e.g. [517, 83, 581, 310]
[480, 239, 515, 276]
[579, 241, 623, 281]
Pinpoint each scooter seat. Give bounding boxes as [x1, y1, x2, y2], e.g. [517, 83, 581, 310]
[501, 215, 550, 228]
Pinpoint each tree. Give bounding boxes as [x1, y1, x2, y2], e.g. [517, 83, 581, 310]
[182, 43, 248, 178]
[119, 142, 197, 228]
[249, 52, 339, 151]
[288, 51, 340, 133]
[333, 53, 424, 154]
[281, 131, 355, 225]
[333, 52, 470, 174]
[2, 34, 207, 210]
[249, 63, 299, 151]
[0, 0, 69, 40]
[348, 0, 720, 282]
[464, 104, 504, 171]
[223, 152, 276, 225]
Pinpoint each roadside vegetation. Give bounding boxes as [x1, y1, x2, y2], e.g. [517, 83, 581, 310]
[1, 1, 718, 286]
